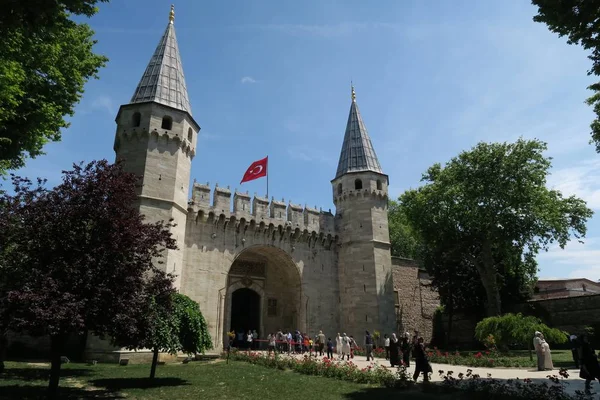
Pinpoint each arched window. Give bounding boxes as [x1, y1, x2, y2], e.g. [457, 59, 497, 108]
[132, 112, 141, 127]
[354, 179, 363, 190]
[161, 115, 173, 130]
[187, 127, 193, 141]
[337, 183, 342, 195]
[376, 179, 382, 190]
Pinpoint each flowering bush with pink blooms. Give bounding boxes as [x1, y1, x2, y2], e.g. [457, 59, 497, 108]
[424, 368, 593, 400]
[223, 349, 412, 388]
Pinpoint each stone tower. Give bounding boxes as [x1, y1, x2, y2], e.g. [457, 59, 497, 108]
[332, 85, 396, 337]
[113, 5, 199, 290]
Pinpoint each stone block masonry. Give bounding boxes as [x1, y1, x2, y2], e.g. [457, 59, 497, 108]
[391, 257, 440, 341]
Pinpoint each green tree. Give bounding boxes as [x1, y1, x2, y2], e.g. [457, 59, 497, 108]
[0, 160, 176, 399]
[0, 1, 108, 173]
[532, 0, 600, 152]
[116, 292, 213, 379]
[475, 313, 568, 359]
[400, 138, 592, 316]
[388, 200, 421, 259]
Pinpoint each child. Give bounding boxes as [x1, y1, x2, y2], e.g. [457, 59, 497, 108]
[309, 338, 314, 357]
[327, 338, 334, 359]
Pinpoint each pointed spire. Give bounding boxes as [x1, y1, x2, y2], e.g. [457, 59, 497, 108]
[129, 5, 192, 114]
[334, 85, 383, 179]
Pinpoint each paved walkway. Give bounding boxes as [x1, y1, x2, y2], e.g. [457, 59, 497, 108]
[280, 352, 597, 397]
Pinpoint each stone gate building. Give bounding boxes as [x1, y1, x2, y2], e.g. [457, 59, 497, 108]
[99, 7, 433, 358]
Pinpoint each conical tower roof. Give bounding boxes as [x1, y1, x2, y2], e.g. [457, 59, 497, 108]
[129, 5, 192, 114]
[334, 86, 383, 179]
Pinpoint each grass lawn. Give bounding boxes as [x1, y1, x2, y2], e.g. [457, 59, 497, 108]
[0, 360, 459, 400]
[506, 350, 574, 368]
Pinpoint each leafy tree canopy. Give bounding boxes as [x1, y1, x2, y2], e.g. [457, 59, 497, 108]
[0, 0, 108, 173]
[116, 292, 213, 379]
[399, 138, 592, 317]
[388, 199, 421, 259]
[0, 160, 176, 398]
[532, 0, 600, 152]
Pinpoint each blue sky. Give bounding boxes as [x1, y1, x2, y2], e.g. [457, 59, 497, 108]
[8, 1, 600, 281]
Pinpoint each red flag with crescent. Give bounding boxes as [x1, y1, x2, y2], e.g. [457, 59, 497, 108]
[240, 156, 268, 184]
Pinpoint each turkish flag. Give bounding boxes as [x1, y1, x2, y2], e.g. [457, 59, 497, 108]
[240, 156, 268, 184]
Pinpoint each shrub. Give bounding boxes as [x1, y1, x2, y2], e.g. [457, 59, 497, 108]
[224, 349, 412, 388]
[475, 313, 567, 351]
[425, 368, 593, 400]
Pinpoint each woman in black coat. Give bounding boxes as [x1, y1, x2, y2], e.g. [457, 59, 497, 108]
[400, 335, 411, 367]
[412, 337, 432, 382]
[389, 333, 400, 367]
[579, 334, 600, 395]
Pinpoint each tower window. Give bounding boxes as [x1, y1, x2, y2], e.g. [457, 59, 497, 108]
[376, 179, 382, 190]
[132, 112, 141, 127]
[354, 179, 363, 190]
[337, 183, 342, 195]
[187, 127, 193, 141]
[161, 115, 173, 130]
[268, 298, 277, 317]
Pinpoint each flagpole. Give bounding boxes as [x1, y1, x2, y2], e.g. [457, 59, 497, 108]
[266, 156, 269, 200]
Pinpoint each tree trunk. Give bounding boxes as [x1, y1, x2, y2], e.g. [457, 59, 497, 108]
[528, 341, 533, 361]
[447, 306, 454, 349]
[0, 331, 7, 374]
[47, 334, 65, 400]
[476, 239, 502, 316]
[150, 347, 159, 379]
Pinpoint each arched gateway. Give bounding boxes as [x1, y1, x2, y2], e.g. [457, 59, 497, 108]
[222, 245, 303, 346]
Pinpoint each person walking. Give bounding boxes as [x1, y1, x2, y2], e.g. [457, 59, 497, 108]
[384, 334, 390, 360]
[268, 333, 276, 354]
[412, 337, 431, 382]
[570, 334, 580, 369]
[364, 331, 374, 361]
[326, 337, 334, 359]
[341, 333, 351, 361]
[317, 330, 326, 356]
[540, 333, 553, 370]
[578, 334, 600, 395]
[534, 331, 545, 371]
[336, 333, 342, 359]
[401, 333, 411, 367]
[389, 333, 400, 367]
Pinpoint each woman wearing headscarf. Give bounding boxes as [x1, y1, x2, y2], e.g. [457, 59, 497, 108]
[336, 333, 342, 359]
[533, 331, 545, 371]
[341, 333, 351, 361]
[540, 333, 553, 370]
[389, 333, 400, 367]
[401, 333, 411, 367]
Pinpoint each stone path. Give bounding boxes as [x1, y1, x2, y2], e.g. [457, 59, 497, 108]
[281, 352, 597, 397]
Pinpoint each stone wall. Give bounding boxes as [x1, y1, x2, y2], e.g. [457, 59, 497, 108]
[391, 257, 439, 341]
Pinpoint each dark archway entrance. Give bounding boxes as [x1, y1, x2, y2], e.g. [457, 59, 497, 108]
[230, 288, 260, 346]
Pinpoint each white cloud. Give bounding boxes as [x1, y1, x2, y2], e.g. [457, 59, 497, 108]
[537, 237, 600, 281]
[241, 76, 257, 84]
[547, 158, 600, 210]
[90, 95, 116, 116]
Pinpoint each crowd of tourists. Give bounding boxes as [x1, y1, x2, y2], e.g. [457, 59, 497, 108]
[229, 328, 433, 382]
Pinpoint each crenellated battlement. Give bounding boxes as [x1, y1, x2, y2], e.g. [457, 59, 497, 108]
[114, 127, 196, 158]
[333, 187, 388, 206]
[188, 182, 336, 237]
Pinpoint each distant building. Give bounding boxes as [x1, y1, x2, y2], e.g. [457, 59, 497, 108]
[533, 278, 600, 300]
